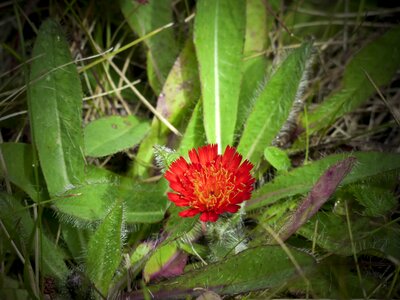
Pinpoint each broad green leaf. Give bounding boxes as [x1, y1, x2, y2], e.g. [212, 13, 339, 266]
[194, 0, 246, 151]
[124, 179, 168, 223]
[236, 0, 271, 136]
[178, 101, 206, 156]
[247, 151, 400, 211]
[0, 193, 68, 280]
[302, 26, 400, 135]
[264, 146, 292, 171]
[54, 176, 167, 224]
[87, 200, 123, 296]
[120, 0, 178, 93]
[84, 115, 150, 157]
[238, 42, 314, 164]
[133, 41, 200, 177]
[0, 143, 46, 201]
[133, 245, 315, 297]
[53, 181, 118, 224]
[28, 20, 85, 196]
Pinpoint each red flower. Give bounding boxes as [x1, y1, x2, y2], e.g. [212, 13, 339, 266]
[164, 145, 255, 222]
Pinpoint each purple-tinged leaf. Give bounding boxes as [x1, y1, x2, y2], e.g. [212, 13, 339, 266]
[280, 157, 357, 241]
[143, 243, 188, 282]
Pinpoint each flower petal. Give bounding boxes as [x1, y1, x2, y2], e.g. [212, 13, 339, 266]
[198, 144, 218, 165]
[200, 211, 219, 222]
[179, 208, 200, 218]
[222, 145, 242, 171]
[225, 204, 240, 213]
[167, 193, 189, 206]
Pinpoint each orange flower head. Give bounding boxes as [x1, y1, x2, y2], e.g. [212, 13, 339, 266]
[165, 145, 255, 222]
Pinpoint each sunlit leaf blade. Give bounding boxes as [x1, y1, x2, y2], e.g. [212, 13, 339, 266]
[28, 19, 85, 196]
[247, 151, 400, 211]
[238, 42, 314, 164]
[120, 0, 179, 93]
[84, 115, 150, 157]
[133, 41, 200, 177]
[302, 25, 400, 135]
[0, 143, 46, 201]
[86, 200, 123, 296]
[194, 0, 246, 151]
[236, 0, 271, 137]
[0, 193, 68, 281]
[130, 245, 315, 298]
[278, 157, 356, 241]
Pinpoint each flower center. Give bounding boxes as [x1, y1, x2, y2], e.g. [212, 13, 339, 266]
[191, 163, 235, 210]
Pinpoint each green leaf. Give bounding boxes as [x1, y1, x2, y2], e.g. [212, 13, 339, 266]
[264, 146, 292, 171]
[133, 41, 200, 177]
[303, 25, 400, 135]
[86, 200, 123, 296]
[238, 42, 314, 164]
[54, 177, 167, 224]
[298, 212, 400, 260]
[61, 223, 90, 261]
[53, 181, 118, 224]
[349, 184, 397, 217]
[236, 0, 271, 136]
[178, 101, 206, 156]
[194, 0, 246, 151]
[28, 19, 85, 196]
[247, 151, 400, 211]
[0, 143, 46, 201]
[84, 115, 150, 157]
[134, 245, 315, 297]
[124, 179, 168, 224]
[143, 242, 186, 282]
[278, 157, 356, 241]
[120, 0, 179, 93]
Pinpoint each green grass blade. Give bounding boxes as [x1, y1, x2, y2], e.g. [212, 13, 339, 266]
[194, 0, 246, 152]
[302, 25, 400, 136]
[247, 151, 400, 211]
[28, 19, 85, 196]
[84, 115, 150, 157]
[120, 0, 178, 93]
[86, 200, 123, 296]
[238, 42, 314, 164]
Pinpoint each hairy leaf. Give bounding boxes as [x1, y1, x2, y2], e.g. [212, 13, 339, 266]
[84, 115, 149, 157]
[86, 200, 123, 296]
[194, 0, 246, 151]
[28, 20, 85, 196]
[247, 151, 400, 211]
[238, 42, 314, 164]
